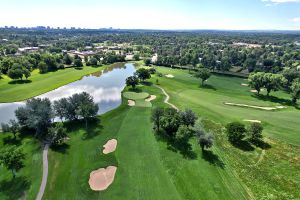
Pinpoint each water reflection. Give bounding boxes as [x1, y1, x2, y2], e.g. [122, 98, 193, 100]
[0, 63, 135, 124]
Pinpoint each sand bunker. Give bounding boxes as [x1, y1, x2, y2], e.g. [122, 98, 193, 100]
[224, 102, 286, 111]
[103, 139, 117, 154]
[128, 100, 135, 106]
[241, 83, 249, 87]
[145, 95, 157, 102]
[165, 74, 174, 78]
[243, 120, 262, 123]
[250, 89, 265, 93]
[89, 166, 117, 191]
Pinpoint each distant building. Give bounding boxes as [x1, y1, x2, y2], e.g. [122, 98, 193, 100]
[18, 47, 39, 53]
[68, 50, 96, 57]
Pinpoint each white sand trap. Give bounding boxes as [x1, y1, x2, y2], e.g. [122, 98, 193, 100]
[103, 139, 117, 154]
[89, 166, 117, 191]
[128, 100, 135, 106]
[250, 89, 265, 93]
[224, 102, 286, 111]
[145, 95, 157, 102]
[243, 120, 262, 123]
[165, 74, 174, 78]
[241, 83, 249, 87]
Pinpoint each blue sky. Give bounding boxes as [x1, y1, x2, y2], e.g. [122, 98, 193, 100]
[0, 0, 300, 30]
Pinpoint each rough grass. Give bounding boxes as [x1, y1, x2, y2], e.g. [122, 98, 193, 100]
[0, 66, 103, 103]
[123, 92, 149, 100]
[0, 133, 42, 200]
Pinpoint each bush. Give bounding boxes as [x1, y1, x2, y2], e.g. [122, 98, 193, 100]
[226, 122, 246, 143]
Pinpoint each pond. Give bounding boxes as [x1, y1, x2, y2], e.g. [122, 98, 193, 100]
[0, 63, 136, 124]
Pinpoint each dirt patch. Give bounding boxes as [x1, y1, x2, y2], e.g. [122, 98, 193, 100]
[103, 139, 117, 154]
[243, 120, 262, 123]
[128, 100, 135, 106]
[224, 102, 286, 111]
[165, 74, 174, 78]
[145, 95, 157, 102]
[89, 166, 117, 191]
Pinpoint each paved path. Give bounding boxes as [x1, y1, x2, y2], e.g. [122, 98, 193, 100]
[36, 144, 49, 200]
[155, 85, 179, 110]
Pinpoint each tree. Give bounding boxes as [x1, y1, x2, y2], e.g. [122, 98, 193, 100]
[135, 68, 151, 82]
[89, 57, 98, 66]
[175, 125, 192, 144]
[126, 76, 139, 90]
[160, 108, 181, 136]
[180, 109, 198, 127]
[0, 146, 25, 178]
[248, 72, 265, 95]
[47, 123, 67, 145]
[226, 122, 246, 144]
[1, 120, 20, 139]
[63, 54, 73, 65]
[0, 57, 14, 74]
[42, 54, 58, 71]
[53, 98, 69, 122]
[7, 64, 24, 80]
[198, 133, 214, 152]
[73, 58, 83, 67]
[263, 73, 287, 96]
[15, 98, 53, 138]
[133, 54, 140, 61]
[243, 58, 257, 72]
[38, 62, 48, 74]
[23, 68, 31, 80]
[75, 92, 99, 129]
[282, 68, 300, 88]
[151, 107, 164, 132]
[195, 68, 211, 86]
[144, 58, 151, 66]
[290, 80, 300, 104]
[248, 122, 263, 143]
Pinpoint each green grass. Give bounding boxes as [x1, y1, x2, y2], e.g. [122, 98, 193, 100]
[0, 133, 42, 200]
[0, 66, 104, 102]
[123, 91, 149, 100]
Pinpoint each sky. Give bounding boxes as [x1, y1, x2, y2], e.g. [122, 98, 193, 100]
[0, 0, 300, 30]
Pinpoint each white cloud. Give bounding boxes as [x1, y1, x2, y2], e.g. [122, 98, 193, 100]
[291, 18, 300, 23]
[262, 0, 300, 6]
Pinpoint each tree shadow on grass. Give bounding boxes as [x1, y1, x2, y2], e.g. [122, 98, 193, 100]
[0, 176, 30, 200]
[252, 94, 293, 107]
[201, 150, 225, 169]
[74, 67, 83, 70]
[141, 81, 153, 86]
[8, 80, 32, 84]
[231, 140, 255, 152]
[200, 84, 217, 91]
[50, 143, 70, 154]
[128, 87, 142, 93]
[2, 136, 22, 146]
[155, 131, 197, 160]
[251, 139, 272, 150]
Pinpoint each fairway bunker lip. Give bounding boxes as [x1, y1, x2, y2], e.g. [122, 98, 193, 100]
[88, 166, 117, 191]
[243, 119, 262, 123]
[165, 74, 174, 78]
[224, 102, 287, 111]
[128, 100, 135, 106]
[103, 139, 117, 154]
[145, 95, 157, 102]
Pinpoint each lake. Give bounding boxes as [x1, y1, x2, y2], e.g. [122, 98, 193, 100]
[0, 63, 135, 124]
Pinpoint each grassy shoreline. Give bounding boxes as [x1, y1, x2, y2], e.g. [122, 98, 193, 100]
[0, 65, 106, 103]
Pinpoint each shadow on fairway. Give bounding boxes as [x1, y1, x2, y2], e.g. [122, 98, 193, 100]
[0, 176, 30, 200]
[252, 94, 293, 106]
[8, 80, 32, 84]
[200, 84, 217, 91]
[251, 139, 272, 150]
[155, 131, 197, 160]
[202, 150, 225, 169]
[128, 87, 142, 93]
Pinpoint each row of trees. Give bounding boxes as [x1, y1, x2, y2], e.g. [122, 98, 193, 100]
[126, 67, 154, 89]
[151, 107, 214, 152]
[248, 70, 300, 103]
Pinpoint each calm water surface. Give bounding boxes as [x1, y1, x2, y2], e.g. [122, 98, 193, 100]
[0, 63, 135, 124]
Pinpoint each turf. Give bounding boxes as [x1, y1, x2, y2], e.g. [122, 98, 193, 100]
[0, 133, 42, 200]
[0, 66, 104, 102]
[123, 92, 149, 100]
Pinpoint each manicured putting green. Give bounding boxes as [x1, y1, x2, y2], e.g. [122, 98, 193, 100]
[123, 92, 149, 100]
[135, 100, 152, 107]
